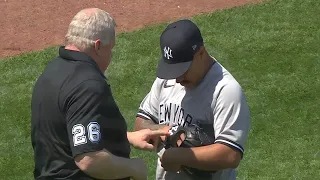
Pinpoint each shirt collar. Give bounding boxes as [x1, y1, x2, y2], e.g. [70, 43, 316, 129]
[58, 46, 106, 79]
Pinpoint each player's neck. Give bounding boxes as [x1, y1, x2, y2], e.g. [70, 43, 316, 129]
[203, 55, 215, 76]
[191, 56, 214, 89]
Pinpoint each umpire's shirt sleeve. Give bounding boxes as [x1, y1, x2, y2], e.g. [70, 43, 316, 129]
[63, 79, 129, 158]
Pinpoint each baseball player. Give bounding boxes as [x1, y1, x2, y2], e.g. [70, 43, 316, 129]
[134, 19, 251, 180]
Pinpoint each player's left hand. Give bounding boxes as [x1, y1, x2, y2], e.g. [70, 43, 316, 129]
[129, 129, 170, 151]
[160, 148, 182, 172]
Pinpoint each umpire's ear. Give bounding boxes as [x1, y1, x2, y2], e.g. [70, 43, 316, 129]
[94, 39, 103, 54]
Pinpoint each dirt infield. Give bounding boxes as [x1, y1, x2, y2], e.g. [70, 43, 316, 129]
[0, 0, 261, 58]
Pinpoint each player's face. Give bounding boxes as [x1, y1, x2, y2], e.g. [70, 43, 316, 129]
[175, 71, 194, 88]
[175, 49, 205, 88]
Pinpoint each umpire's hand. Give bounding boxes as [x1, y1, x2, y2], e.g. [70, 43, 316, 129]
[128, 129, 170, 151]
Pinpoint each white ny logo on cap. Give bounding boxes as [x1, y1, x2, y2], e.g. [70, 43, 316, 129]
[163, 46, 173, 59]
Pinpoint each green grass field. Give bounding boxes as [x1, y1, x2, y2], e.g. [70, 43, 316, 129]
[0, 0, 319, 179]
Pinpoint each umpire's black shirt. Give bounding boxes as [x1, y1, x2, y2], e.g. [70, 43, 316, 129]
[31, 47, 131, 180]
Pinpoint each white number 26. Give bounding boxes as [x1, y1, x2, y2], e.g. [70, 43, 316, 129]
[72, 122, 101, 146]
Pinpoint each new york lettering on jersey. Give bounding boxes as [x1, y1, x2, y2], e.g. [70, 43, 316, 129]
[154, 78, 214, 130]
[158, 102, 193, 127]
[136, 80, 215, 138]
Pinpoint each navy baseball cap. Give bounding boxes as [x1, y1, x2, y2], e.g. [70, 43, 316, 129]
[156, 19, 204, 79]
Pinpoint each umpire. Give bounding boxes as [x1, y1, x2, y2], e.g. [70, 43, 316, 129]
[31, 8, 168, 180]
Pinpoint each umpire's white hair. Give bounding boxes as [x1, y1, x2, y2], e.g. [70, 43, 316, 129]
[65, 8, 116, 51]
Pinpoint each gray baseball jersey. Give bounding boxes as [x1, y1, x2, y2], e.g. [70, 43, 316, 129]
[136, 58, 251, 180]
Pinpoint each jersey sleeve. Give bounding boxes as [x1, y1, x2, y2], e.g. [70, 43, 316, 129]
[136, 78, 163, 124]
[63, 79, 127, 158]
[212, 80, 251, 158]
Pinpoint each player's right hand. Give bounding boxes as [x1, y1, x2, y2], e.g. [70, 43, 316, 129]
[130, 158, 148, 180]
